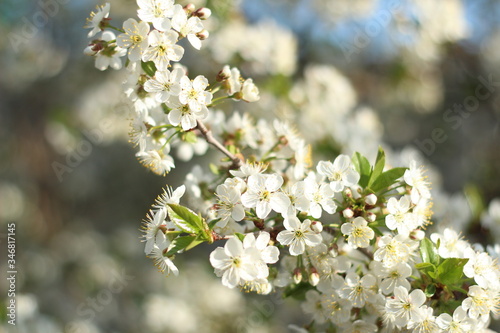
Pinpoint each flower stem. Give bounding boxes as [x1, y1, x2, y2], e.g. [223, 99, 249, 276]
[196, 120, 243, 169]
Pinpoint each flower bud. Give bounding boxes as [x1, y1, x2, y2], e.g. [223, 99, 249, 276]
[83, 45, 97, 56]
[216, 65, 231, 82]
[365, 193, 377, 206]
[366, 212, 376, 222]
[311, 221, 323, 233]
[344, 188, 353, 198]
[184, 3, 196, 13]
[293, 268, 302, 284]
[410, 229, 425, 240]
[241, 78, 260, 102]
[194, 7, 212, 19]
[309, 268, 320, 286]
[342, 208, 354, 219]
[196, 29, 209, 40]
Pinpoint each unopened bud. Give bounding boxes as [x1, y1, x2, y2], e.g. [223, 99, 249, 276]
[311, 221, 323, 233]
[366, 212, 376, 222]
[410, 229, 425, 240]
[342, 208, 354, 219]
[293, 268, 302, 284]
[83, 45, 97, 56]
[216, 65, 231, 82]
[196, 29, 209, 40]
[241, 78, 260, 102]
[184, 3, 196, 13]
[194, 7, 212, 19]
[365, 193, 377, 206]
[352, 187, 362, 199]
[309, 268, 320, 286]
[344, 188, 353, 198]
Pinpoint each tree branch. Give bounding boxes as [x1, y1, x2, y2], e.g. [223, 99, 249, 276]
[196, 120, 243, 169]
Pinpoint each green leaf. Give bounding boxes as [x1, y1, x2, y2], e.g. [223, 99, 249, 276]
[166, 235, 196, 256]
[371, 167, 407, 193]
[436, 258, 469, 286]
[167, 204, 203, 234]
[415, 262, 436, 276]
[234, 233, 245, 242]
[282, 282, 313, 301]
[369, 147, 386, 188]
[425, 283, 436, 297]
[209, 163, 220, 175]
[352, 152, 371, 188]
[420, 237, 440, 266]
[207, 218, 221, 230]
[141, 61, 157, 76]
[181, 131, 198, 143]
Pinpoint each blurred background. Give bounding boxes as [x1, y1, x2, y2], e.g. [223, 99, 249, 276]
[1, 0, 499, 332]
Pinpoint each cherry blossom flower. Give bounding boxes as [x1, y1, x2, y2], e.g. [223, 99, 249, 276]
[117, 18, 150, 62]
[178, 75, 212, 113]
[215, 183, 245, 227]
[277, 216, 322, 256]
[142, 208, 167, 254]
[317, 154, 360, 192]
[385, 195, 416, 236]
[85, 3, 110, 38]
[144, 68, 184, 103]
[341, 217, 375, 249]
[148, 230, 179, 276]
[385, 286, 427, 327]
[142, 30, 184, 71]
[171, 4, 204, 49]
[209, 237, 261, 288]
[241, 173, 290, 219]
[137, 0, 175, 31]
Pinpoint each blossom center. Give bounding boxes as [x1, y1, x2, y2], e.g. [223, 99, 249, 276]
[330, 172, 342, 182]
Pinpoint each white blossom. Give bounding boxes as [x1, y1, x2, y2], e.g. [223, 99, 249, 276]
[277, 216, 322, 256]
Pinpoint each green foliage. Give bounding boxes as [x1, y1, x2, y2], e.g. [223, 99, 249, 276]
[435, 258, 469, 286]
[417, 237, 470, 293]
[370, 168, 406, 193]
[352, 152, 371, 188]
[167, 204, 213, 254]
[351, 148, 406, 193]
[141, 60, 157, 77]
[419, 237, 440, 267]
[282, 282, 314, 301]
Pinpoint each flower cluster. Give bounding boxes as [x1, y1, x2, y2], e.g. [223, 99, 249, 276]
[84, 1, 500, 332]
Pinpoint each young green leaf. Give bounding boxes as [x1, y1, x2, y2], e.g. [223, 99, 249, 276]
[371, 167, 407, 193]
[141, 61, 157, 77]
[166, 235, 197, 256]
[415, 262, 436, 277]
[167, 204, 203, 234]
[369, 147, 386, 188]
[352, 152, 372, 188]
[436, 258, 469, 286]
[420, 237, 440, 267]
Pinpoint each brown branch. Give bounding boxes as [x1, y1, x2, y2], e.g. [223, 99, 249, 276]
[196, 119, 243, 169]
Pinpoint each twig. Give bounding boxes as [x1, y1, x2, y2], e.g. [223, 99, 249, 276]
[196, 120, 243, 169]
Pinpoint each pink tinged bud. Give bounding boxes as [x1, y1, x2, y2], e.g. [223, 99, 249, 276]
[365, 193, 377, 206]
[311, 221, 323, 233]
[83, 45, 97, 56]
[216, 65, 231, 82]
[293, 268, 302, 284]
[194, 7, 212, 19]
[309, 268, 320, 286]
[366, 212, 376, 222]
[196, 29, 209, 40]
[344, 188, 353, 198]
[343, 208, 354, 219]
[184, 4, 196, 13]
[410, 229, 425, 240]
